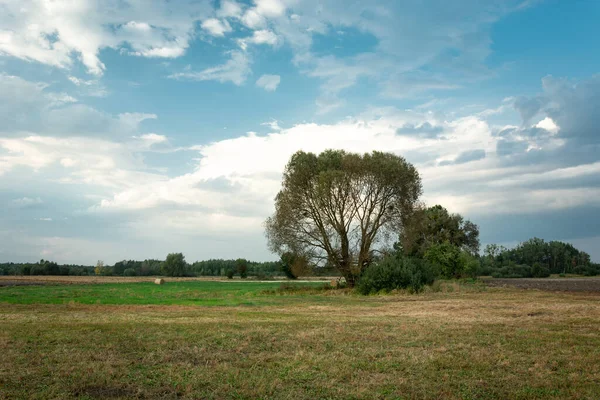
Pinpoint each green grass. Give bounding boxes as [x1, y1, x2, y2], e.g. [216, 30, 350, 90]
[1, 280, 600, 399]
[0, 281, 330, 306]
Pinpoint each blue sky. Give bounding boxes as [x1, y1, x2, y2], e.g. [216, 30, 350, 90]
[1, 0, 600, 264]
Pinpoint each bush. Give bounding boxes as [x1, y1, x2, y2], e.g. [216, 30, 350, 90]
[226, 270, 234, 279]
[423, 242, 462, 278]
[357, 254, 435, 295]
[123, 268, 136, 276]
[461, 252, 481, 278]
[573, 264, 600, 276]
[531, 262, 550, 278]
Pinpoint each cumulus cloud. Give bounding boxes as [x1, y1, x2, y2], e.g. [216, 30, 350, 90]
[217, 1, 244, 19]
[256, 74, 281, 91]
[201, 18, 232, 37]
[0, 0, 212, 75]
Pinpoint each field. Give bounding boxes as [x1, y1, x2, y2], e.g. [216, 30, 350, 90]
[1, 277, 600, 399]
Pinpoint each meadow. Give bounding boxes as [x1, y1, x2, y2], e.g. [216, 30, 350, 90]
[1, 278, 600, 399]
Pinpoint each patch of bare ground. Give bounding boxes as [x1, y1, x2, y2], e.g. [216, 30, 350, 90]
[484, 277, 600, 293]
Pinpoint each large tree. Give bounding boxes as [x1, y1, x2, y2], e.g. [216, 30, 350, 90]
[265, 149, 422, 287]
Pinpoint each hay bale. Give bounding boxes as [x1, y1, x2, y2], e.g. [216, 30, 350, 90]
[154, 278, 165, 285]
[331, 279, 337, 287]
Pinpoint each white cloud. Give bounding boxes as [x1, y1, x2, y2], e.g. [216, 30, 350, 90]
[243, 30, 280, 47]
[241, 9, 267, 29]
[255, 0, 287, 18]
[133, 133, 168, 148]
[217, 1, 244, 19]
[97, 112, 494, 221]
[535, 117, 559, 134]
[0, 0, 212, 75]
[169, 51, 251, 85]
[256, 74, 281, 91]
[201, 18, 232, 37]
[261, 120, 282, 130]
[67, 76, 108, 97]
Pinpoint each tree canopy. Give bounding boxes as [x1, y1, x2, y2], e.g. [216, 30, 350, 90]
[161, 253, 187, 277]
[265, 149, 422, 286]
[400, 204, 480, 257]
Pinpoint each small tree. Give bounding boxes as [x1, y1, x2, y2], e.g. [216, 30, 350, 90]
[236, 259, 248, 279]
[161, 253, 187, 277]
[94, 260, 105, 276]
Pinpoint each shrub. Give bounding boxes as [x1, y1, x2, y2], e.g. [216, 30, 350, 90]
[531, 262, 550, 278]
[424, 242, 462, 278]
[460, 252, 481, 278]
[226, 270, 234, 279]
[123, 268, 136, 276]
[573, 264, 600, 276]
[357, 254, 435, 295]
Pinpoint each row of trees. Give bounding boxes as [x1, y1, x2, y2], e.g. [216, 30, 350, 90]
[481, 238, 598, 278]
[0, 260, 93, 276]
[0, 256, 285, 278]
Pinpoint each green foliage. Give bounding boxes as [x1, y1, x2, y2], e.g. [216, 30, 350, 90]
[424, 242, 460, 278]
[357, 254, 435, 295]
[236, 259, 248, 279]
[161, 253, 187, 277]
[483, 238, 594, 278]
[188, 259, 280, 277]
[573, 264, 600, 276]
[226, 270, 234, 279]
[531, 262, 551, 278]
[461, 252, 481, 279]
[123, 268, 136, 277]
[266, 149, 422, 287]
[401, 204, 480, 258]
[491, 263, 532, 278]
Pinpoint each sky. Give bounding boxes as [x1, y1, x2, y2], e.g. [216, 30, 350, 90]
[1, 0, 600, 264]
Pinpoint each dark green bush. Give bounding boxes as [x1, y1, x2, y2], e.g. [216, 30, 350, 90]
[573, 264, 600, 276]
[226, 270, 234, 279]
[423, 242, 480, 278]
[357, 254, 435, 295]
[531, 262, 550, 278]
[123, 268, 136, 276]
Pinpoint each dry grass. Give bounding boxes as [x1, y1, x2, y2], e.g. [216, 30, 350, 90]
[1, 284, 600, 399]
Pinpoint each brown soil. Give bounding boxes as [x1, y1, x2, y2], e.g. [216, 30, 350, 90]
[484, 277, 600, 293]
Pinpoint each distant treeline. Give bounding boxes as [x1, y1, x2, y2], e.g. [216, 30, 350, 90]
[0, 258, 339, 278]
[0, 237, 597, 279]
[480, 238, 599, 278]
